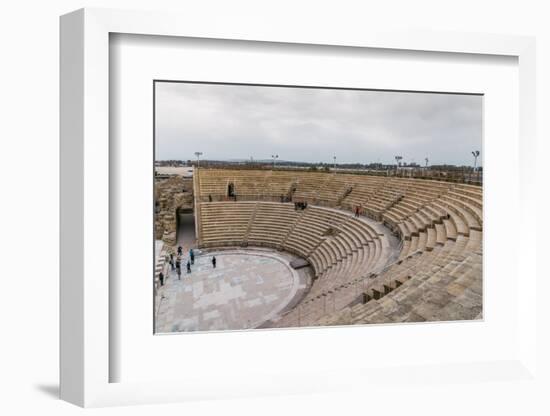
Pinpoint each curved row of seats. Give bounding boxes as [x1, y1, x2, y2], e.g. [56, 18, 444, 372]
[305, 207, 482, 326]
[197, 168, 481, 219]
[196, 169, 483, 327]
[270, 185, 482, 327]
[383, 183, 483, 244]
[199, 202, 391, 316]
[274, 231, 481, 328]
[317, 242, 482, 325]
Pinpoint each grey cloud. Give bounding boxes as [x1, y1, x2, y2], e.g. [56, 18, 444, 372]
[155, 82, 482, 166]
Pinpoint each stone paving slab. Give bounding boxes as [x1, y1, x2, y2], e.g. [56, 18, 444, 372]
[155, 250, 303, 333]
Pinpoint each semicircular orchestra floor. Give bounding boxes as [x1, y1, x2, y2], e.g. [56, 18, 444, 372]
[155, 250, 306, 333]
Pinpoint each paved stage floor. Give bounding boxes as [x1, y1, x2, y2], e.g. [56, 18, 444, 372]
[155, 250, 307, 333]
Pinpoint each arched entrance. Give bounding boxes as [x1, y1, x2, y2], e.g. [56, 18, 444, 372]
[176, 207, 196, 249]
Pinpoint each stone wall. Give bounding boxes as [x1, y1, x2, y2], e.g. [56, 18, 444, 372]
[155, 175, 194, 245]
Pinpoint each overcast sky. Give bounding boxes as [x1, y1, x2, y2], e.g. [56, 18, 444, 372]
[155, 82, 482, 166]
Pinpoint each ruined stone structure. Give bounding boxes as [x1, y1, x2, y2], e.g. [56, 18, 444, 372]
[154, 175, 193, 245]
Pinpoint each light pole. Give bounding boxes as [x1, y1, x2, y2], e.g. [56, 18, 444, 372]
[271, 154, 279, 169]
[333, 155, 336, 171]
[472, 150, 480, 172]
[194, 151, 203, 168]
[423, 157, 429, 178]
[394, 155, 403, 176]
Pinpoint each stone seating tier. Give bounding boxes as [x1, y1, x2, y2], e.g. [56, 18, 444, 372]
[194, 170, 482, 328]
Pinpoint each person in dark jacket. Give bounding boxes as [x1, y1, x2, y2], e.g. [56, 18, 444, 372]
[186, 260, 191, 274]
[177, 246, 183, 256]
[190, 249, 195, 265]
[212, 256, 217, 268]
[159, 271, 164, 286]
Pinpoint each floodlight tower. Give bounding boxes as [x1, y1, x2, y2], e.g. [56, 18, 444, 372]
[194, 151, 203, 168]
[271, 154, 279, 168]
[333, 155, 337, 170]
[395, 155, 403, 175]
[472, 150, 480, 171]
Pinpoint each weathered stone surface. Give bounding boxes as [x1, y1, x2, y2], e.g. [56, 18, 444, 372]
[157, 169, 484, 328]
[155, 176, 194, 245]
[446, 282, 467, 297]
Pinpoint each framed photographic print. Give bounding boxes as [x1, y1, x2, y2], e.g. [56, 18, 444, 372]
[60, 8, 538, 408]
[152, 80, 483, 334]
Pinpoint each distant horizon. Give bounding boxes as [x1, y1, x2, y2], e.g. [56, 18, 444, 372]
[155, 82, 483, 167]
[155, 157, 482, 168]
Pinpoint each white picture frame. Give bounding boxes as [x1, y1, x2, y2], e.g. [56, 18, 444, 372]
[60, 8, 538, 407]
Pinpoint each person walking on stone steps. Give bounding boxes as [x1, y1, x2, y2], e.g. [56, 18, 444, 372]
[177, 246, 183, 256]
[354, 205, 360, 218]
[212, 256, 216, 269]
[159, 271, 164, 286]
[175, 258, 181, 271]
[189, 248, 195, 265]
[186, 260, 191, 274]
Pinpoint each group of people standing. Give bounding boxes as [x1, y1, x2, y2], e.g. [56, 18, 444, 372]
[169, 246, 195, 279]
[158, 246, 217, 287]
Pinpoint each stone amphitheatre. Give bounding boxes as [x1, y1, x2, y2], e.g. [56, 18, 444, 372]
[154, 168, 482, 332]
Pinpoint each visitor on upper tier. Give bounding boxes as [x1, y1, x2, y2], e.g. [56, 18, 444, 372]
[159, 271, 164, 286]
[212, 256, 217, 268]
[208, 194, 212, 202]
[186, 260, 191, 274]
